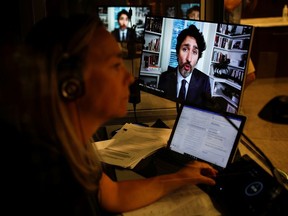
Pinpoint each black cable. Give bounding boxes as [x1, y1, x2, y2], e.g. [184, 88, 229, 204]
[223, 114, 276, 176]
[240, 136, 276, 174]
[131, 102, 150, 127]
[223, 114, 288, 190]
[132, 102, 138, 123]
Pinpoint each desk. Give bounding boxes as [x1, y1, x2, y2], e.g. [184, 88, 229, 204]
[110, 143, 286, 216]
[100, 118, 287, 216]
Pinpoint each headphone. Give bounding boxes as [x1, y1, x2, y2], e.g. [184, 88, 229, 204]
[57, 54, 84, 102]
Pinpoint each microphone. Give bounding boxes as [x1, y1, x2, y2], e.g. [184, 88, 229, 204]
[128, 78, 141, 124]
[128, 8, 132, 19]
[129, 78, 141, 105]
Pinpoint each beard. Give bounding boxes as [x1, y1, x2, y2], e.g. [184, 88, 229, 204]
[179, 62, 193, 78]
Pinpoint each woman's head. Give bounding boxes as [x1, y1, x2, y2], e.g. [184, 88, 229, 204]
[2, 14, 133, 191]
[25, 14, 133, 138]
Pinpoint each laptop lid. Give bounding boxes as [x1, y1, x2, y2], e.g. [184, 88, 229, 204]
[167, 104, 246, 170]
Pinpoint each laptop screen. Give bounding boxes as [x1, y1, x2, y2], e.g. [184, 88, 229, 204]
[167, 104, 246, 169]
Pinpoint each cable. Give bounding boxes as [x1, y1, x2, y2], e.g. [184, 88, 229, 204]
[242, 135, 275, 175]
[224, 115, 275, 174]
[223, 114, 288, 190]
[132, 102, 138, 123]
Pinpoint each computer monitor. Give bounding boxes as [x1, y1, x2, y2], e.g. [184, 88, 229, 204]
[97, 6, 151, 59]
[166, 0, 224, 22]
[138, 16, 254, 114]
[180, 1, 201, 19]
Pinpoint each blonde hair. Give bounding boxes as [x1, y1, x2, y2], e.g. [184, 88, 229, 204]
[53, 16, 104, 191]
[1, 15, 105, 192]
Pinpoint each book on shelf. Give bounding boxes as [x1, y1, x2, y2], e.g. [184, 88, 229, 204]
[214, 35, 233, 49]
[145, 17, 163, 33]
[146, 65, 161, 71]
[147, 38, 160, 52]
[144, 54, 160, 69]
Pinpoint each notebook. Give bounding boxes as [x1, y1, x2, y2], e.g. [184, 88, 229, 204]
[162, 103, 246, 172]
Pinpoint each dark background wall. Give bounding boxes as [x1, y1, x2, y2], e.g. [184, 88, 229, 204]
[2, 0, 287, 43]
[243, 0, 288, 18]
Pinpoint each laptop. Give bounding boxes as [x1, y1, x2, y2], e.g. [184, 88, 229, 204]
[156, 103, 246, 173]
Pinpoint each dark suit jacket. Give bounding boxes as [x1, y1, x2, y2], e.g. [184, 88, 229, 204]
[111, 28, 137, 59]
[158, 66, 212, 107]
[111, 28, 136, 42]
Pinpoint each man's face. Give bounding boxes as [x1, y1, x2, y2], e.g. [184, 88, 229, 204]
[188, 10, 200, 20]
[118, 14, 129, 30]
[178, 36, 199, 78]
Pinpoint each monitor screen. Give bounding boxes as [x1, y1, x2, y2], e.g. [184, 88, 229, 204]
[166, 0, 224, 22]
[165, 1, 201, 19]
[138, 16, 254, 114]
[97, 6, 151, 59]
[180, 2, 201, 19]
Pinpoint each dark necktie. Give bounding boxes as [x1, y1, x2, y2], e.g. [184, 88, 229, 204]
[122, 32, 125, 41]
[178, 79, 186, 101]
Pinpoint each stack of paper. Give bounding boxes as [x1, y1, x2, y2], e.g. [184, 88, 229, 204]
[93, 123, 172, 169]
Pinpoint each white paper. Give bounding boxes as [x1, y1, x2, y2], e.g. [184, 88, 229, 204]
[123, 185, 221, 216]
[93, 123, 172, 168]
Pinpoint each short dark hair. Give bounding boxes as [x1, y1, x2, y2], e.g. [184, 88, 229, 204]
[176, 24, 206, 59]
[186, 6, 200, 16]
[117, 9, 130, 21]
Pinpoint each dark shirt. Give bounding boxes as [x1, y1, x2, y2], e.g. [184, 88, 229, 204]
[158, 66, 212, 108]
[2, 120, 104, 215]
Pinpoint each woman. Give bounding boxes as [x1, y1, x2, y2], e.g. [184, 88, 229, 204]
[0, 15, 217, 215]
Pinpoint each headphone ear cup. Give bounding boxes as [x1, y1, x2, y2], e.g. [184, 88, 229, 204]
[60, 78, 83, 101]
[57, 55, 84, 102]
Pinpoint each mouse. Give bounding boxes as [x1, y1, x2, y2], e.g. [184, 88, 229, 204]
[258, 95, 288, 124]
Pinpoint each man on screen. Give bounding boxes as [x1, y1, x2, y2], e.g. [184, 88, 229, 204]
[111, 9, 136, 58]
[158, 24, 212, 107]
[111, 9, 136, 43]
